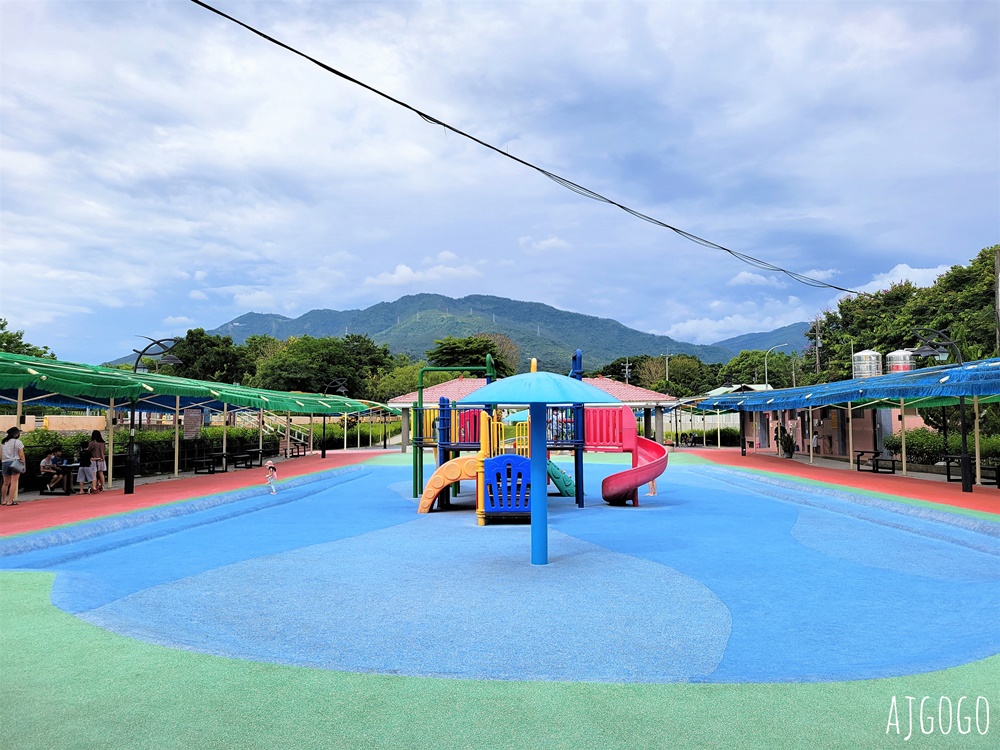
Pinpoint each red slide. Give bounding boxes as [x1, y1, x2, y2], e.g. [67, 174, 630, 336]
[601, 436, 669, 506]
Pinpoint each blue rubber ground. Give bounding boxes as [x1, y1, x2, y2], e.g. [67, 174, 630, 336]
[1, 456, 998, 684]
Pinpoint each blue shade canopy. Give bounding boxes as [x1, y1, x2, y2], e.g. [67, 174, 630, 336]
[696, 357, 1000, 412]
[458, 371, 620, 406]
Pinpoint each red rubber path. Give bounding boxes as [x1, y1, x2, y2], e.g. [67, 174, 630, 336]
[0, 451, 379, 538]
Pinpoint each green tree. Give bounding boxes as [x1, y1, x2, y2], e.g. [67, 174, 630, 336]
[240, 335, 285, 386]
[370, 359, 458, 403]
[426, 336, 514, 377]
[169, 329, 246, 383]
[0, 318, 55, 359]
[473, 332, 521, 374]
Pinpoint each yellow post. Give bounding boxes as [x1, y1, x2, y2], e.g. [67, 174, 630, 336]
[477, 411, 490, 526]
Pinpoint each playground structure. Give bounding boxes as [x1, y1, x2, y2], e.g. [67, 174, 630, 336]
[414, 400, 669, 521]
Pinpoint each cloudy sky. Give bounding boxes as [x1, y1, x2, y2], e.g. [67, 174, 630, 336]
[2, 0, 997, 365]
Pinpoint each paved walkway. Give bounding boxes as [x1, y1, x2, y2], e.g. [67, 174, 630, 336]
[680, 446, 999, 514]
[3, 446, 997, 539]
[0, 449, 390, 537]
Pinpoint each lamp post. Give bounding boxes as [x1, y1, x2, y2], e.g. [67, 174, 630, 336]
[764, 343, 788, 388]
[125, 336, 181, 495]
[910, 328, 972, 493]
[321, 378, 348, 459]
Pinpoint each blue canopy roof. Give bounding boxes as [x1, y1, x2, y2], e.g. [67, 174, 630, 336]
[697, 357, 1000, 413]
[458, 371, 620, 406]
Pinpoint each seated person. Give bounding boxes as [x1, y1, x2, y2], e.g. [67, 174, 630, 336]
[40, 447, 68, 492]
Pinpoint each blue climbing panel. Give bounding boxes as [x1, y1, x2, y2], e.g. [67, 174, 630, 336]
[483, 455, 531, 515]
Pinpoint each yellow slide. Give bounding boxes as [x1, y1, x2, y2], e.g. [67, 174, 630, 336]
[418, 456, 480, 513]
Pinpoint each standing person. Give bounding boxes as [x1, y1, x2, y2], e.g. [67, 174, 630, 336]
[76, 442, 94, 495]
[811, 431, 820, 455]
[264, 460, 277, 494]
[88, 430, 107, 492]
[645, 478, 658, 497]
[1, 426, 26, 506]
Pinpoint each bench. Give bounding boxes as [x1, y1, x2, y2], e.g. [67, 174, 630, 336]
[288, 443, 307, 458]
[245, 448, 265, 467]
[36, 473, 72, 495]
[854, 450, 879, 471]
[980, 464, 998, 486]
[855, 450, 900, 474]
[228, 453, 253, 470]
[192, 457, 215, 474]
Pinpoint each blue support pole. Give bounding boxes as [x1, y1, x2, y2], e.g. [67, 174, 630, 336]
[529, 401, 549, 565]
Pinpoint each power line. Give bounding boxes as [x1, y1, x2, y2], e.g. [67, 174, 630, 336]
[189, 0, 862, 295]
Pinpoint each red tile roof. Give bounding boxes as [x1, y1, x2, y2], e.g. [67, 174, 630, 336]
[389, 375, 676, 406]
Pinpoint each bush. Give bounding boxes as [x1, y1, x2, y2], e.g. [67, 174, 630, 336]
[882, 427, 946, 465]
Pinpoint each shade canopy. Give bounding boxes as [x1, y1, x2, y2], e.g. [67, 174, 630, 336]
[458, 371, 621, 407]
[696, 357, 1000, 413]
[0, 351, 394, 415]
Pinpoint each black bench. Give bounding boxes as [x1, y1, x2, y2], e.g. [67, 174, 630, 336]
[854, 450, 879, 471]
[980, 464, 998, 486]
[192, 457, 215, 474]
[289, 443, 307, 457]
[245, 448, 265, 467]
[228, 453, 253, 469]
[37, 473, 72, 495]
[871, 456, 900, 474]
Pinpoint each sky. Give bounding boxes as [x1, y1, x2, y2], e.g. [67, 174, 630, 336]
[1, 0, 998, 365]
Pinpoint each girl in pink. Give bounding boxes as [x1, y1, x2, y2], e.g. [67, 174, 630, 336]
[265, 461, 277, 494]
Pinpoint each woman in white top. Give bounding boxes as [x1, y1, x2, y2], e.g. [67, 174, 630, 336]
[1, 426, 26, 506]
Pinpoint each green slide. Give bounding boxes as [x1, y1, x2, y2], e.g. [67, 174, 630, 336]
[546, 460, 575, 496]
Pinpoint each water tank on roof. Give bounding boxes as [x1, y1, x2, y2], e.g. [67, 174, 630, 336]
[852, 349, 883, 379]
[886, 349, 915, 373]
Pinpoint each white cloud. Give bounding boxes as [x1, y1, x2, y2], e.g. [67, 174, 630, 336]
[857, 263, 951, 293]
[163, 316, 194, 326]
[0, 1, 994, 363]
[727, 271, 784, 287]
[363, 263, 483, 287]
[519, 236, 571, 253]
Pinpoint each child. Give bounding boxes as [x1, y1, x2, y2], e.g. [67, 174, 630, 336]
[40, 447, 67, 493]
[76, 442, 94, 495]
[265, 460, 277, 494]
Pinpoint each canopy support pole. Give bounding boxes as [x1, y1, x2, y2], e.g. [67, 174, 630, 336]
[222, 403, 228, 461]
[847, 402, 854, 468]
[974, 395, 981, 485]
[716, 410, 721, 449]
[900, 399, 908, 476]
[107, 398, 115, 488]
[174, 396, 180, 477]
[285, 412, 291, 458]
[808, 406, 814, 464]
[308, 414, 314, 453]
[529, 401, 549, 565]
[343, 413, 347, 451]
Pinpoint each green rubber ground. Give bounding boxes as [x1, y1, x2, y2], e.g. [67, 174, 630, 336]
[3, 572, 997, 749]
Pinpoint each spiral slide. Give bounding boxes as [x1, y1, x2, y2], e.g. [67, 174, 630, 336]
[601, 437, 669, 506]
[418, 456, 480, 513]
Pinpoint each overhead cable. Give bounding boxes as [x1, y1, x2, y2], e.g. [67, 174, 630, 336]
[189, 0, 861, 295]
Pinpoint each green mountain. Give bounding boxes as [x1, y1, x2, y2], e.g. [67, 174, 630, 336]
[208, 294, 804, 371]
[711, 322, 811, 357]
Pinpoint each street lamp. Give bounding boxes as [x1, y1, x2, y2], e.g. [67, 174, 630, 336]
[126, 336, 181, 495]
[764, 343, 788, 387]
[910, 328, 972, 493]
[321, 378, 348, 458]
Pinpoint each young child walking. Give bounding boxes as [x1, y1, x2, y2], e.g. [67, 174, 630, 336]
[265, 460, 277, 494]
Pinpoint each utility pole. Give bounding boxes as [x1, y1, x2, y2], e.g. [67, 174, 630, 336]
[814, 316, 822, 374]
[995, 246, 999, 354]
[624, 358, 631, 385]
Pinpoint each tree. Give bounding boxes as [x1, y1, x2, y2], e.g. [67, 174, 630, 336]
[169, 329, 246, 383]
[240, 335, 286, 386]
[0, 319, 55, 359]
[473, 332, 521, 374]
[801, 245, 999, 382]
[426, 336, 514, 377]
[719, 349, 795, 389]
[369, 359, 458, 403]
